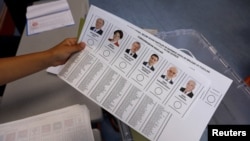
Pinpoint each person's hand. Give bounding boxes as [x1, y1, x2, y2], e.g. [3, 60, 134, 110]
[46, 38, 86, 66]
[0, 38, 85, 85]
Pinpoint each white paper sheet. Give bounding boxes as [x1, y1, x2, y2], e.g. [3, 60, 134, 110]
[57, 5, 232, 141]
[0, 105, 95, 141]
[26, 0, 74, 35]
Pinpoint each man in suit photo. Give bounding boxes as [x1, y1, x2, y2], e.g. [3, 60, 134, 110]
[143, 54, 159, 71]
[90, 18, 105, 35]
[161, 66, 178, 84]
[125, 41, 141, 59]
[180, 80, 196, 98]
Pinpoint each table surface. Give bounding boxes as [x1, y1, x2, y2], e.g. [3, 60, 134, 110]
[0, 0, 103, 124]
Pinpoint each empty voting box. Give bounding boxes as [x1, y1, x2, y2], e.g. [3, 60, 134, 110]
[117, 29, 250, 141]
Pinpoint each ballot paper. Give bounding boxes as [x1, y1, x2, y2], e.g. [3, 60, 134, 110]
[48, 5, 232, 141]
[0, 105, 95, 141]
[26, 0, 74, 35]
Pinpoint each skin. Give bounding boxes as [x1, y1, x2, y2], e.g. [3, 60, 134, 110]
[112, 32, 121, 42]
[166, 66, 178, 79]
[184, 80, 196, 93]
[0, 38, 85, 85]
[148, 54, 159, 66]
[109, 30, 123, 43]
[95, 18, 104, 29]
[130, 42, 141, 53]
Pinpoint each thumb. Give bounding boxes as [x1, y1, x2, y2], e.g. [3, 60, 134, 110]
[71, 42, 86, 53]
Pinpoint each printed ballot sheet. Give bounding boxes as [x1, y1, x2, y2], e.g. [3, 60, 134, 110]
[0, 105, 95, 141]
[58, 5, 233, 141]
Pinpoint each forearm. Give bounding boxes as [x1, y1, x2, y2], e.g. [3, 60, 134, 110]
[0, 38, 85, 85]
[0, 51, 53, 85]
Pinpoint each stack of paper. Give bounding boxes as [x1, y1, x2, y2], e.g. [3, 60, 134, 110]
[26, 0, 74, 35]
[0, 105, 94, 141]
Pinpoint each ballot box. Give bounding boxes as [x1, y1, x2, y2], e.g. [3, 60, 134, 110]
[118, 29, 250, 141]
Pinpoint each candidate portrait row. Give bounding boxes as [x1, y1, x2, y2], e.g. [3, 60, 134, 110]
[90, 18, 196, 98]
